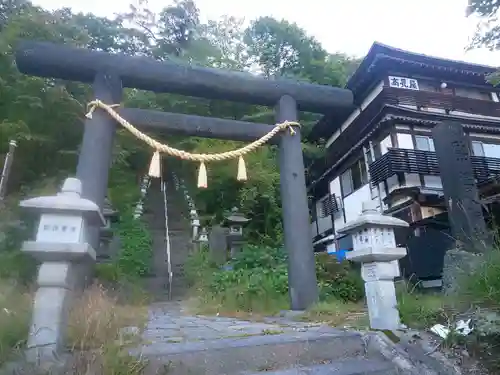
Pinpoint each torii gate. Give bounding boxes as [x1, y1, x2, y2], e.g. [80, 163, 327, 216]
[15, 40, 354, 310]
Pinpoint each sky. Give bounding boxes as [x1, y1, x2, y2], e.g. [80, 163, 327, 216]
[33, 0, 500, 66]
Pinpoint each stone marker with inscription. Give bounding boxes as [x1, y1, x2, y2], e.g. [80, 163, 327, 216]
[432, 121, 490, 252]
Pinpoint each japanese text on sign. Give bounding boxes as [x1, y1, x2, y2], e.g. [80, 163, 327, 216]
[388, 76, 419, 91]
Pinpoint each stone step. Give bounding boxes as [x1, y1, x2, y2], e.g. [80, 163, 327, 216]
[241, 359, 399, 375]
[132, 330, 398, 375]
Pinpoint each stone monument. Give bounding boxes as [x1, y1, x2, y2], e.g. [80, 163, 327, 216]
[19, 177, 104, 362]
[208, 225, 229, 265]
[432, 121, 489, 293]
[432, 121, 490, 252]
[337, 201, 408, 331]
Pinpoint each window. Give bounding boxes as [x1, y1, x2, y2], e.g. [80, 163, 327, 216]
[415, 136, 435, 151]
[340, 159, 368, 197]
[352, 159, 367, 188]
[365, 148, 373, 164]
[341, 169, 353, 196]
[472, 141, 500, 158]
[373, 142, 382, 160]
[471, 141, 484, 156]
[454, 87, 491, 101]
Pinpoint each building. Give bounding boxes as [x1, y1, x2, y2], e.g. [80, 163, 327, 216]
[307, 42, 500, 284]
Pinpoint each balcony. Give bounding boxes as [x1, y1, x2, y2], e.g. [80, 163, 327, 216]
[383, 87, 500, 117]
[369, 148, 500, 186]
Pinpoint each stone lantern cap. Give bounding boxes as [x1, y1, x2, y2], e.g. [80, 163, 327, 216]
[224, 207, 250, 224]
[337, 201, 408, 235]
[20, 178, 105, 227]
[102, 197, 119, 222]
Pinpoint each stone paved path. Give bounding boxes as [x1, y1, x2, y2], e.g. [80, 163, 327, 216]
[141, 301, 330, 346]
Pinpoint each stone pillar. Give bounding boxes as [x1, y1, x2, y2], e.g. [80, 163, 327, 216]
[19, 178, 104, 363]
[337, 201, 408, 331]
[276, 95, 318, 310]
[432, 121, 490, 252]
[76, 72, 122, 249]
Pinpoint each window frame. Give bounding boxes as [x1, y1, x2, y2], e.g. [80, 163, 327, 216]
[414, 135, 435, 152]
[340, 158, 369, 198]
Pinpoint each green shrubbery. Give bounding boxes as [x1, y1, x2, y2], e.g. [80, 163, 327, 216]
[185, 244, 364, 315]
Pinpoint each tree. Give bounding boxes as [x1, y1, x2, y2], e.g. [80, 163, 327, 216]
[0, 0, 354, 244]
[244, 16, 324, 78]
[467, 0, 500, 51]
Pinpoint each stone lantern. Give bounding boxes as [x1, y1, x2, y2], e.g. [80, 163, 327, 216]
[98, 197, 119, 262]
[337, 201, 408, 331]
[223, 207, 250, 258]
[19, 177, 105, 362]
[197, 227, 209, 243]
[190, 209, 200, 241]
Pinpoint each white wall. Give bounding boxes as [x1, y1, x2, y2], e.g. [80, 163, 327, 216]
[343, 184, 372, 223]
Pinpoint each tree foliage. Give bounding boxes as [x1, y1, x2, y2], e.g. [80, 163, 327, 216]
[0, 0, 358, 243]
[468, 0, 500, 51]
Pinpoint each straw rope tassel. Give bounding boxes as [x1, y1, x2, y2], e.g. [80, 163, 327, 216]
[197, 162, 208, 188]
[148, 151, 161, 178]
[237, 156, 247, 181]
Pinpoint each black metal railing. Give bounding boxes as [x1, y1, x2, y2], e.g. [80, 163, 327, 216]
[321, 193, 340, 216]
[369, 148, 500, 185]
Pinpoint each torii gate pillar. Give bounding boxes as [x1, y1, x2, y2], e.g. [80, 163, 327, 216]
[76, 72, 122, 250]
[276, 95, 319, 310]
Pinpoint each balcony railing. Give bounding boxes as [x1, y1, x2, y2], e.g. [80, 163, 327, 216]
[369, 148, 500, 186]
[383, 87, 500, 117]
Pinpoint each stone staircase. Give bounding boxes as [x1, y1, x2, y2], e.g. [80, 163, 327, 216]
[135, 305, 405, 375]
[143, 176, 191, 301]
[135, 175, 407, 375]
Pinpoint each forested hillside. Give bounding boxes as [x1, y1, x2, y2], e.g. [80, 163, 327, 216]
[0, 0, 359, 246]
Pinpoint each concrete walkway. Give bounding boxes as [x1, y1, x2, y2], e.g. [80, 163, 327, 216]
[142, 301, 330, 345]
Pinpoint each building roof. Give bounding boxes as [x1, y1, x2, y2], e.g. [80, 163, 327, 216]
[308, 42, 498, 142]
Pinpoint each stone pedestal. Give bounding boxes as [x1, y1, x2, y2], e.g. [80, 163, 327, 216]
[442, 248, 484, 295]
[26, 262, 75, 361]
[361, 262, 403, 330]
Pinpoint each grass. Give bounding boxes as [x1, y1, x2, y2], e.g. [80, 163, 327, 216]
[300, 300, 368, 329]
[184, 245, 365, 320]
[0, 281, 151, 374]
[0, 281, 32, 365]
[184, 246, 290, 318]
[396, 281, 449, 329]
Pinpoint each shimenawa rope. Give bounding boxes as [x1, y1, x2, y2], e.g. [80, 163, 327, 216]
[85, 100, 300, 188]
